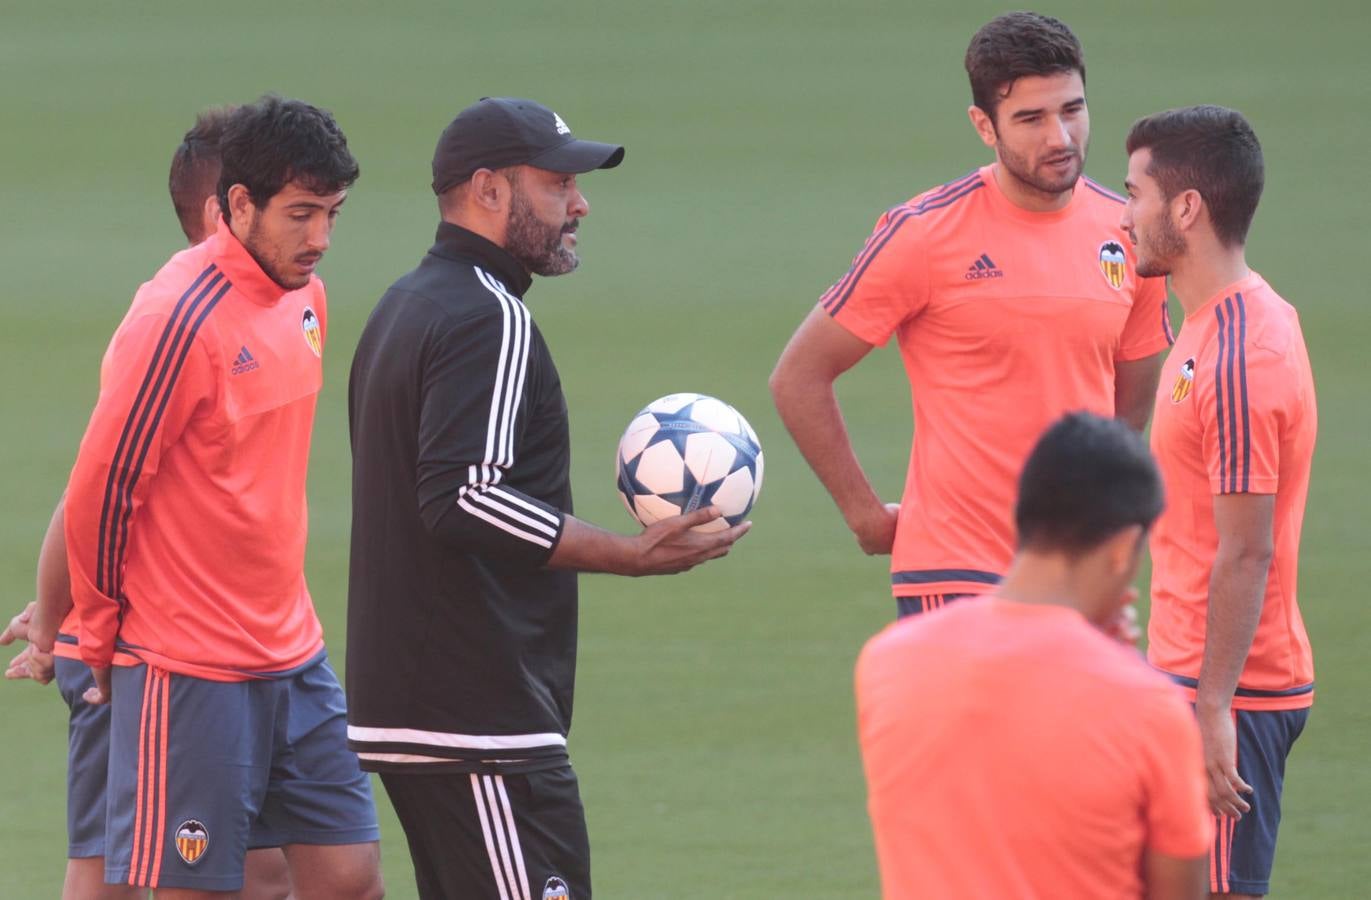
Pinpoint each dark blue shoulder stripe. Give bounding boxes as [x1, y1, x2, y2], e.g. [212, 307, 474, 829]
[913, 170, 981, 208]
[822, 180, 985, 317]
[96, 265, 228, 598]
[96, 263, 219, 594]
[1083, 178, 1126, 204]
[1235, 293, 1251, 491]
[1214, 294, 1253, 493]
[822, 207, 919, 315]
[1214, 299, 1230, 493]
[910, 179, 983, 216]
[820, 172, 980, 314]
[110, 278, 230, 586]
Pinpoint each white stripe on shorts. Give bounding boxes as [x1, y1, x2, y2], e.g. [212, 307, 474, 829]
[483, 775, 530, 900]
[471, 774, 512, 900]
[495, 775, 532, 899]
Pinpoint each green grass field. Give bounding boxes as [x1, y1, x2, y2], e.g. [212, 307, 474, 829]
[2, 1, 1367, 896]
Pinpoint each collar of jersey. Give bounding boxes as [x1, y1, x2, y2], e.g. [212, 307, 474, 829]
[980, 164, 1084, 225]
[208, 219, 295, 307]
[429, 221, 534, 297]
[1190, 270, 1268, 319]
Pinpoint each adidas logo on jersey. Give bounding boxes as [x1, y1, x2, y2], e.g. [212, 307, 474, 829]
[231, 345, 259, 375]
[964, 254, 1004, 280]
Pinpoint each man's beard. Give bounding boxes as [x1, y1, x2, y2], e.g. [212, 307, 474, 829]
[244, 217, 310, 290]
[998, 137, 1085, 198]
[1135, 209, 1187, 278]
[507, 190, 578, 277]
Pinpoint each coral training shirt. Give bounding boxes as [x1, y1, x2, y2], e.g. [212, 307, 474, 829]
[823, 166, 1171, 598]
[1148, 273, 1316, 710]
[856, 598, 1212, 899]
[65, 220, 326, 680]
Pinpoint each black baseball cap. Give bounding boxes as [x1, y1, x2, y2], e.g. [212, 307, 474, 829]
[431, 97, 625, 194]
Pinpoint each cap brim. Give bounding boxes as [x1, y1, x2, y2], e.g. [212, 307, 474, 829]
[527, 139, 625, 174]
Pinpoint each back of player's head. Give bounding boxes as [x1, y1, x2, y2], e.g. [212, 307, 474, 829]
[1125, 105, 1264, 248]
[1015, 412, 1163, 556]
[965, 12, 1085, 122]
[169, 106, 235, 244]
[217, 94, 359, 222]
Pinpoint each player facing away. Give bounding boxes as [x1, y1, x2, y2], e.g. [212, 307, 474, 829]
[856, 412, 1212, 900]
[770, 11, 1172, 617]
[2, 107, 292, 900]
[346, 97, 749, 900]
[58, 96, 383, 899]
[1122, 106, 1317, 899]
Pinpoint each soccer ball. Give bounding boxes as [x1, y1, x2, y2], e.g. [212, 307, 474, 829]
[615, 393, 764, 533]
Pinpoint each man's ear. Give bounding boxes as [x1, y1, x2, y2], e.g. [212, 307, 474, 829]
[226, 183, 255, 225]
[968, 105, 997, 150]
[199, 193, 222, 242]
[1172, 187, 1205, 233]
[467, 169, 510, 214]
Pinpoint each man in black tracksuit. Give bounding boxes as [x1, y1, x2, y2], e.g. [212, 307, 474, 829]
[346, 97, 750, 900]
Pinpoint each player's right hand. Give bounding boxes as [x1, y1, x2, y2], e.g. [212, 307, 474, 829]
[629, 506, 751, 576]
[0, 601, 37, 646]
[851, 502, 900, 555]
[5, 644, 54, 685]
[83, 665, 112, 706]
[1196, 704, 1253, 819]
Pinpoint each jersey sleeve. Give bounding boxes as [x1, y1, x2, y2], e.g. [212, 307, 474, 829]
[1196, 341, 1289, 495]
[818, 207, 930, 347]
[65, 311, 218, 667]
[1117, 274, 1173, 361]
[1139, 685, 1214, 858]
[415, 303, 565, 564]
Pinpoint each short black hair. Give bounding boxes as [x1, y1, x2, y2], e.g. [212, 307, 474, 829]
[1125, 105, 1264, 248]
[169, 105, 235, 243]
[965, 11, 1086, 122]
[217, 94, 359, 223]
[1015, 412, 1163, 555]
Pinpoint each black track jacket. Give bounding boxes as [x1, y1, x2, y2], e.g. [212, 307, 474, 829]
[346, 222, 576, 774]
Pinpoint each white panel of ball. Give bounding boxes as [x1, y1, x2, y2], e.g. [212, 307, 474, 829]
[615, 393, 763, 532]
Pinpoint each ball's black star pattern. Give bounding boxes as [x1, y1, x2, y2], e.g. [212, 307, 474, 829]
[617, 398, 762, 526]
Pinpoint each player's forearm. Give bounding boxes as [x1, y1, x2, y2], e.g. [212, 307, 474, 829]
[1114, 352, 1164, 432]
[1195, 543, 1271, 712]
[769, 370, 884, 530]
[546, 515, 636, 575]
[28, 495, 71, 652]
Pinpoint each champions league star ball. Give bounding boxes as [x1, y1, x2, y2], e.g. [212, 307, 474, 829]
[616, 393, 764, 533]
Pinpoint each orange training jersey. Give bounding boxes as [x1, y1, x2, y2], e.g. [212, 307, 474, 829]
[65, 219, 326, 680]
[822, 166, 1171, 598]
[856, 598, 1212, 899]
[1148, 273, 1316, 709]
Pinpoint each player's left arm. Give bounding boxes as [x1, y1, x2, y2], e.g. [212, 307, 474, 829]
[2, 496, 70, 684]
[1114, 274, 1171, 431]
[1193, 338, 1291, 818]
[26, 493, 71, 653]
[1114, 352, 1164, 432]
[1195, 491, 1274, 818]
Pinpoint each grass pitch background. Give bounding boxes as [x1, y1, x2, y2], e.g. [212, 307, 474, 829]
[2, 1, 1366, 896]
